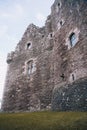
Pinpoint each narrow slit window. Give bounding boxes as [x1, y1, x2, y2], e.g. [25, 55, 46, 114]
[60, 21, 63, 26]
[27, 60, 33, 75]
[58, 3, 60, 7]
[26, 60, 36, 75]
[50, 33, 53, 38]
[72, 74, 75, 81]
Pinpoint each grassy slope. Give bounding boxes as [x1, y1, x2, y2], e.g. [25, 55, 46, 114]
[0, 111, 87, 130]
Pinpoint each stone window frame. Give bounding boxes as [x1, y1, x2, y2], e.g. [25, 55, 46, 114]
[25, 58, 36, 76]
[69, 32, 77, 47]
[65, 28, 80, 50]
[26, 41, 32, 50]
[27, 60, 33, 75]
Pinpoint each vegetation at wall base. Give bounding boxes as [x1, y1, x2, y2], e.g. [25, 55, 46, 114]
[0, 111, 87, 130]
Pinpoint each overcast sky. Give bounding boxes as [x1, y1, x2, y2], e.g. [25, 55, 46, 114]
[0, 0, 54, 103]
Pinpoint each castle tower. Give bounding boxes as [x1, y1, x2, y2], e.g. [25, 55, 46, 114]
[2, 0, 87, 112]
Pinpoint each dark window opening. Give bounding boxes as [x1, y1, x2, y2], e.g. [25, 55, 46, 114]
[72, 74, 75, 81]
[60, 21, 63, 26]
[58, 3, 60, 6]
[60, 73, 65, 80]
[27, 43, 31, 49]
[69, 33, 77, 47]
[50, 33, 53, 38]
[42, 35, 44, 38]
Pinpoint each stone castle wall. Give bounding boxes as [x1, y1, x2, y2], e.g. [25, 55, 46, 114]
[2, 0, 87, 112]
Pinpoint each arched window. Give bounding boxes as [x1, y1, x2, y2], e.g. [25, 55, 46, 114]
[27, 60, 33, 75]
[27, 42, 32, 49]
[69, 33, 77, 47]
[26, 59, 36, 76]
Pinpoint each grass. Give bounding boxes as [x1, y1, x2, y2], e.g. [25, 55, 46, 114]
[0, 111, 87, 130]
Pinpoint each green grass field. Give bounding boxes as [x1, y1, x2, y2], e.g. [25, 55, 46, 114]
[0, 111, 87, 130]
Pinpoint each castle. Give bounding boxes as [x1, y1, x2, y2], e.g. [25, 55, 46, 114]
[2, 0, 87, 112]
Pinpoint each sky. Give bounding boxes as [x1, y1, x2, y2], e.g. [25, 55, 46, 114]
[0, 0, 54, 105]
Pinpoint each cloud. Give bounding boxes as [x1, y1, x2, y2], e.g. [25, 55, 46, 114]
[0, 25, 8, 38]
[14, 4, 24, 17]
[36, 13, 45, 22]
[0, 4, 24, 20]
[0, 24, 18, 53]
[15, 4, 24, 13]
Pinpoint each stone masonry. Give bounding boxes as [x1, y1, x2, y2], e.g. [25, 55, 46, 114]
[2, 0, 87, 112]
